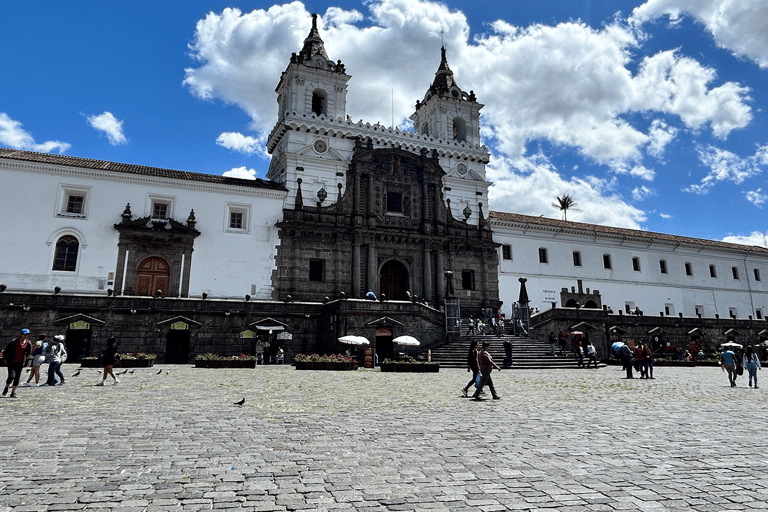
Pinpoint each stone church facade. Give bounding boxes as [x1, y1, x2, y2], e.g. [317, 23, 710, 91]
[267, 15, 499, 311]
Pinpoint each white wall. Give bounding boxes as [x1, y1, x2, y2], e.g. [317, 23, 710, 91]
[0, 160, 286, 299]
[493, 222, 768, 320]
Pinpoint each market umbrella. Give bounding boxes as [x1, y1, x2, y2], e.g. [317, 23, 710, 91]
[720, 341, 742, 349]
[570, 331, 584, 336]
[393, 336, 420, 346]
[338, 335, 370, 346]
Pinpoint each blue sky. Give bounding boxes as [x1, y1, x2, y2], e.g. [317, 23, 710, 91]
[3, 0, 768, 246]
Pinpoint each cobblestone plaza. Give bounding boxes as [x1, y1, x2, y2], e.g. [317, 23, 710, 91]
[1, 365, 766, 511]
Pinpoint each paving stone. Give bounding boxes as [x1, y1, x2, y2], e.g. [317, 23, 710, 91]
[1, 365, 768, 511]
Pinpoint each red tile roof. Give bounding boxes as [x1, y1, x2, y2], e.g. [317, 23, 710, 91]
[0, 147, 286, 192]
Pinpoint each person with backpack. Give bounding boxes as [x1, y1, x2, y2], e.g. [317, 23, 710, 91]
[44, 335, 67, 386]
[619, 343, 634, 379]
[3, 329, 32, 398]
[24, 334, 47, 386]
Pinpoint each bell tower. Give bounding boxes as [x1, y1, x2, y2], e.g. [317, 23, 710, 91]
[409, 47, 483, 146]
[274, 13, 350, 122]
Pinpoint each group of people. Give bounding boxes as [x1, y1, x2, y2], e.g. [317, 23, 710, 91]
[465, 311, 505, 336]
[617, 341, 655, 379]
[461, 340, 502, 400]
[3, 329, 68, 398]
[720, 344, 762, 388]
[548, 331, 598, 368]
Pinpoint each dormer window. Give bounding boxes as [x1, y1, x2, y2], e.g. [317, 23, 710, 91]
[312, 89, 326, 116]
[153, 202, 168, 219]
[452, 117, 466, 142]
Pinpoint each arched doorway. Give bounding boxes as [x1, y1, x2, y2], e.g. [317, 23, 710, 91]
[135, 257, 170, 296]
[380, 260, 409, 300]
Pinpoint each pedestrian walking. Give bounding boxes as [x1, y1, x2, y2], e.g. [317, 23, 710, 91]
[44, 335, 67, 386]
[586, 341, 598, 368]
[642, 343, 654, 379]
[3, 329, 32, 398]
[548, 331, 557, 356]
[97, 338, 120, 386]
[461, 340, 479, 397]
[720, 347, 738, 387]
[743, 345, 761, 388]
[24, 334, 47, 386]
[466, 316, 475, 336]
[557, 330, 567, 356]
[503, 338, 513, 368]
[619, 343, 634, 379]
[472, 341, 501, 400]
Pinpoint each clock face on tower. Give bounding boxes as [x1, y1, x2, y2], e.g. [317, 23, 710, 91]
[312, 56, 326, 69]
[313, 140, 328, 154]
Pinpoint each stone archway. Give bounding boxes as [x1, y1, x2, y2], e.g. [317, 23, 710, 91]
[135, 257, 171, 297]
[380, 260, 409, 300]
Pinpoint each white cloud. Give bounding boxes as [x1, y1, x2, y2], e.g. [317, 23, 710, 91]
[660, 213, 672, 218]
[216, 132, 266, 157]
[686, 144, 767, 193]
[183, 0, 755, 227]
[631, 0, 768, 69]
[647, 119, 677, 157]
[487, 153, 647, 229]
[0, 112, 70, 153]
[223, 166, 256, 179]
[745, 188, 768, 207]
[722, 231, 768, 247]
[632, 185, 655, 201]
[86, 112, 127, 145]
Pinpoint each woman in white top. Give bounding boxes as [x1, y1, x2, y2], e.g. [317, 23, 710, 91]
[743, 345, 762, 389]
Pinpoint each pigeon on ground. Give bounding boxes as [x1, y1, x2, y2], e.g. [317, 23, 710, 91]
[234, 398, 245, 406]
[119, 369, 129, 375]
[72, 370, 81, 377]
[128, 370, 135, 374]
[166, 370, 170, 375]
[156, 369, 162, 375]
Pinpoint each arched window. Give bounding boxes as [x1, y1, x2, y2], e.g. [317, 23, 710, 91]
[311, 89, 327, 116]
[53, 235, 79, 271]
[452, 117, 466, 142]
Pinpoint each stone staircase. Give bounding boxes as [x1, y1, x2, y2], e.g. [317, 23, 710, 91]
[429, 333, 605, 370]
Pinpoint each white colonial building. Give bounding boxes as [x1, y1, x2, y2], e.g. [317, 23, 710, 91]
[0, 150, 286, 299]
[491, 211, 768, 321]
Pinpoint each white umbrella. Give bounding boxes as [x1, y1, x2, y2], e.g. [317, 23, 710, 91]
[338, 335, 370, 346]
[570, 331, 584, 336]
[393, 335, 420, 346]
[720, 341, 742, 348]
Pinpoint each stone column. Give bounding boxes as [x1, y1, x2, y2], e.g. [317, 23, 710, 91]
[114, 244, 127, 296]
[181, 248, 193, 298]
[423, 247, 432, 303]
[367, 244, 376, 295]
[436, 250, 445, 299]
[352, 243, 361, 298]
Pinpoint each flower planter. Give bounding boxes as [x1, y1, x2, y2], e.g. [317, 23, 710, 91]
[195, 360, 256, 368]
[295, 361, 357, 371]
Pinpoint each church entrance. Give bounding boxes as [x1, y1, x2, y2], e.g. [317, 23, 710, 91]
[135, 257, 170, 297]
[380, 260, 409, 300]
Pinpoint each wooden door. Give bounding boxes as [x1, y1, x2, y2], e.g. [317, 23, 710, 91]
[135, 257, 171, 296]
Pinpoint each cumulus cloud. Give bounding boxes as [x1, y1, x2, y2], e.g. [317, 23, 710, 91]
[0, 112, 70, 153]
[660, 213, 672, 218]
[487, 153, 647, 229]
[686, 144, 768, 193]
[722, 231, 768, 247]
[183, 0, 756, 228]
[216, 132, 266, 157]
[223, 166, 257, 179]
[745, 189, 768, 207]
[86, 112, 127, 145]
[631, 0, 768, 68]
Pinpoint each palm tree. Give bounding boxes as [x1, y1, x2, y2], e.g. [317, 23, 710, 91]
[552, 194, 579, 221]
